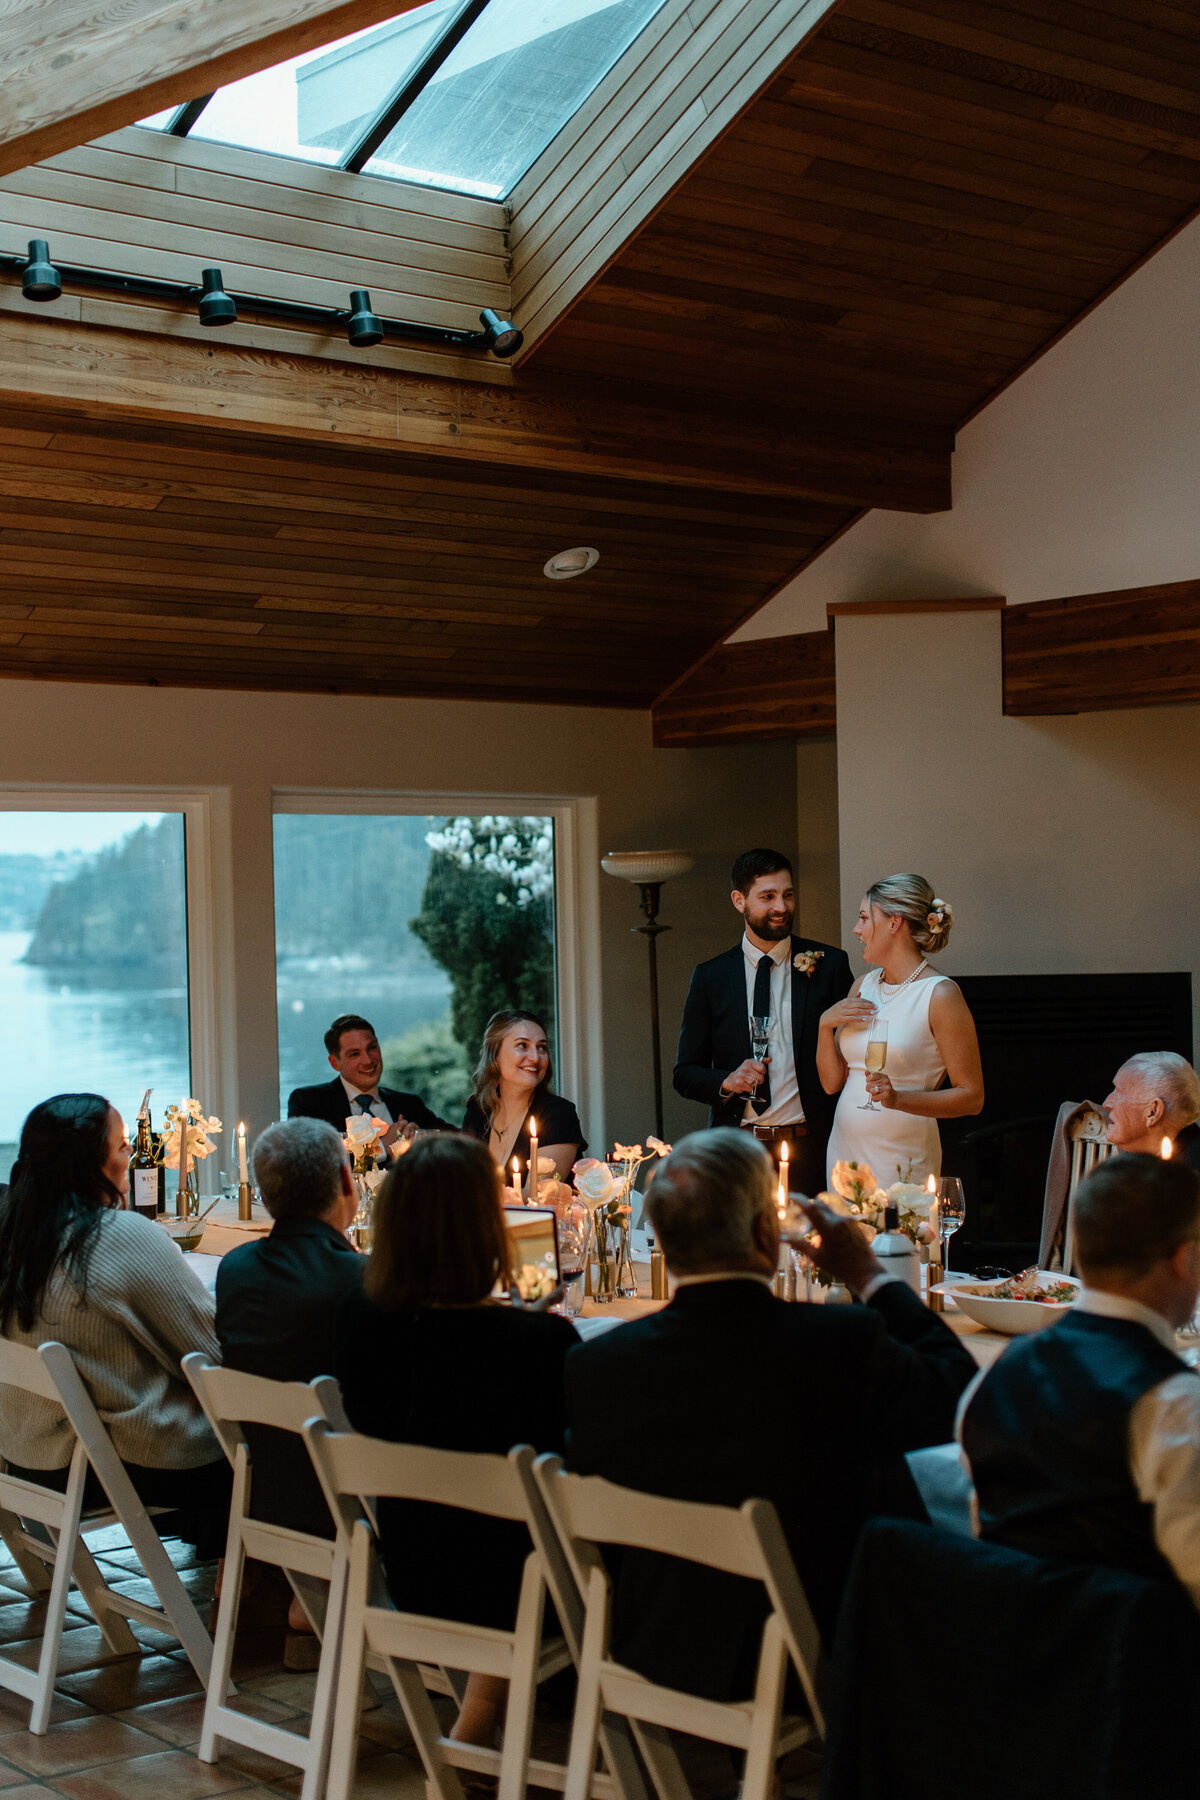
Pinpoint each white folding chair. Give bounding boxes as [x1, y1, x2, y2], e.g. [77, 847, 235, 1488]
[1062, 1108, 1114, 1274]
[305, 1421, 632, 1800]
[534, 1456, 825, 1800]
[183, 1356, 361, 1800]
[0, 1336, 217, 1733]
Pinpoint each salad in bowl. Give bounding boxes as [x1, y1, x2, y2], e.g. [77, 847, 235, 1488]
[939, 1267, 1080, 1335]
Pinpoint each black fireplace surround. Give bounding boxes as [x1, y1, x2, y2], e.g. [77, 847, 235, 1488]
[939, 972, 1193, 1271]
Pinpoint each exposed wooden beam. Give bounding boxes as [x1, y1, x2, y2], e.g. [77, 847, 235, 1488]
[1003, 579, 1200, 717]
[652, 628, 835, 746]
[0, 0, 424, 180]
[0, 310, 952, 510]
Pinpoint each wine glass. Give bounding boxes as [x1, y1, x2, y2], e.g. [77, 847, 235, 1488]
[935, 1176, 966, 1276]
[749, 1014, 771, 1106]
[554, 1203, 591, 1318]
[859, 1016, 888, 1110]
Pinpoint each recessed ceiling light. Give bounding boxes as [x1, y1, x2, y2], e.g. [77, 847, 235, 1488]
[544, 546, 599, 580]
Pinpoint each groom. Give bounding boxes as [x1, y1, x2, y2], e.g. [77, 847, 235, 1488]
[674, 848, 852, 1198]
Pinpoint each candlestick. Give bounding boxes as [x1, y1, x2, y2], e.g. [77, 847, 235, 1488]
[238, 1121, 249, 1183]
[175, 1100, 190, 1218]
[777, 1140, 789, 1212]
[529, 1118, 539, 1205]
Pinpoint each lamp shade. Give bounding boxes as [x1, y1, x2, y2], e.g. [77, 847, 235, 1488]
[601, 851, 694, 885]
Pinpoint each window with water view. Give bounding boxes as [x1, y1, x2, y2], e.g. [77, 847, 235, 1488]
[274, 812, 557, 1120]
[0, 812, 191, 1181]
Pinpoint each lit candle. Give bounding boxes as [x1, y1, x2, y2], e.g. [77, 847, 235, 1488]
[777, 1140, 789, 1215]
[176, 1100, 189, 1205]
[511, 1155, 522, 1198]
[927, 1171, 938, 1238]
[528, 1117, 539, 1205]
[238, 1121, 249, 1184]
[1162, 1136, 1174, 1160]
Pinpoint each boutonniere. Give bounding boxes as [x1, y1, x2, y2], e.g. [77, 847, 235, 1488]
[793, 949, 824, 977]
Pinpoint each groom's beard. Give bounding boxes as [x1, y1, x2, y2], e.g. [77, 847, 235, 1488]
[745, 905, 793, 941]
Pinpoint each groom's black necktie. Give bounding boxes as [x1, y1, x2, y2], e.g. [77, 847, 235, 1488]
[355, 1095, 377, 1115]
[751, 953, 774, 1116]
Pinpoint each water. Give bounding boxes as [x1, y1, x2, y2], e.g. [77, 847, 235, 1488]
[0, 929, 190, 1179]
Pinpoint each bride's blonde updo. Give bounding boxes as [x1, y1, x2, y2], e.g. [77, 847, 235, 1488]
[866, 874, 953, 955]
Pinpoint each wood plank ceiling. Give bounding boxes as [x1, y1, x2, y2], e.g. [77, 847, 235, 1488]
[2, 0, 1200, 706]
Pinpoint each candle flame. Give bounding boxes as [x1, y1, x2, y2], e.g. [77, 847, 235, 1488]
[1162, 1136, 1173, 1160]
[238, 1121, 245, 1136]
[927, 1173, 936, 1192]
[780, 1140, 789, 1163]
[529, 1117, 538, 1137]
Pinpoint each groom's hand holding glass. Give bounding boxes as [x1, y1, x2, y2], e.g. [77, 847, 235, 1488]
[719, 1055, 770, 1099]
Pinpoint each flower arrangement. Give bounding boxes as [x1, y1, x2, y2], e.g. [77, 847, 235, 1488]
[160, 1100, 222, 1172]
[827, 1159, 936, 1247]
[572, 1137, 672, 1300]
[343, 1113, 389, 1175]
[793, 950, 824, 977]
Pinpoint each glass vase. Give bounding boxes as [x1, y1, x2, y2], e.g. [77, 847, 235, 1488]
[593, 1206, 638, 1302]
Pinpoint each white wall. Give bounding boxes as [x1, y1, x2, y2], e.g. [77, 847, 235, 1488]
[734, 210, 1200, 638]
[0, 678, 802, 1156]
[835, 611, 1200, 1049]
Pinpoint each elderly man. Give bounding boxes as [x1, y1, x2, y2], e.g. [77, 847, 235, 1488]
[1105, 1051, 1200, 1169]
[216, 1117, 364, 1538]
[962, 1154, 1200, 1604]
[565, 1127, 975, 1701]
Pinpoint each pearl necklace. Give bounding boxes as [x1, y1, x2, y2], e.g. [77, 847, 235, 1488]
[875, 959, 928, 1002]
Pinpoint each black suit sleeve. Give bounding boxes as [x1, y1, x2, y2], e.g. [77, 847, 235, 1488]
[673, 966, 733, 1109]
[830, 949, 853, 1004]
[863, 1281, 979, 1454]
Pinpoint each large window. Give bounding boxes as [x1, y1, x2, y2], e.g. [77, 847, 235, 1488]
[273, 810, 557, 1120]
[0, 811, 191, 1180]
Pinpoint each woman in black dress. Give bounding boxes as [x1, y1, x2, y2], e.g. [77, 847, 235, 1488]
[333, 1132, 578, 1746]
[461, 1010, 585, 1182]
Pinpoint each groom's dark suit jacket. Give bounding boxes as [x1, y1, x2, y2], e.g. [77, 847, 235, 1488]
[673, 933, 852, 1146]
[286, 1075, 451, 1132]
[566, 1277, 975, 1701]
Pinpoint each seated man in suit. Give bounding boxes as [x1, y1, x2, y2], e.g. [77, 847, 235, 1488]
[565, 1128, 975, 1701]
[215, 1117, 365, 1543]
[1103, 1051, 1200, 1172]
[962, 1153, 1200, 1605]
[287, 1012, 452, 1145]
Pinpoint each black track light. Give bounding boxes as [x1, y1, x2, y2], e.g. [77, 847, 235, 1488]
[346, 288, 384, 347]
[479, 308, 523, 357]
[21, 239, 60, 302]
[197, 267, 237, 326]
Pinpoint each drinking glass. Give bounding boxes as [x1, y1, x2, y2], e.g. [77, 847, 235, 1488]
[749, 1013, 771, 1106]
[859, 1016, 888, 1110]
[554, 1203, 591, 1318]
[935, 1176, 966, 1275]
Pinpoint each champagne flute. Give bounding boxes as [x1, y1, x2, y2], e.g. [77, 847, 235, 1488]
[859, 1016, 888, 1110]
[749, 1013, 771, 1107]
[935, 1177, 966, 1277]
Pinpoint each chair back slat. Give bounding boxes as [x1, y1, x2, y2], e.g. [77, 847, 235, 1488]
[1062, 1115, 1115, 1274]
[304, 1423, 527, 1521]
[0, 1336, 65, 1402]
[539, 1461, 762, 1580]
[183, 1354, 348, 1452]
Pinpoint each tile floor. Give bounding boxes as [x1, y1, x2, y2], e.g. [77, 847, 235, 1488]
[0, 1528, 820, 1799]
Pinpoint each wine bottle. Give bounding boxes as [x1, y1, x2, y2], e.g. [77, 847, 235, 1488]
[130, 1107, 159, 1220]
[873, 1200, 922, 1294]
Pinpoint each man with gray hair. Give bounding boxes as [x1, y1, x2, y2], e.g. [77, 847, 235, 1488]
[565, 1128, 974, 1702]
[1104, 1052, 1200, 1166]
[215, 1118, 363, 1542]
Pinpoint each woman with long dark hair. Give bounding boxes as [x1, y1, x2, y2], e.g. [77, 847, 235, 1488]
[0, 1094, 230, 1548]
[334, 1132, 577, 1746]
[461, 1010, 585, 1182]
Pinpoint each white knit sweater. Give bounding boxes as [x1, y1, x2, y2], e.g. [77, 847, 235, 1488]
[0, 1207, 220, 1470]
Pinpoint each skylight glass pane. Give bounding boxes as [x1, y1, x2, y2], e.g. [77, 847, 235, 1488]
[136, 105, 182, 130]
[189, 3, 455, 167]
[364, 0, 668, 198]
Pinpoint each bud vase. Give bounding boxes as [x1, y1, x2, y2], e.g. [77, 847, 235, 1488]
[593, 1204, 638, 1302]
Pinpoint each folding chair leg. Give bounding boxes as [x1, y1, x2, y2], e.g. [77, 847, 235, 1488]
[630, 1722, 693, 1800]
[0, 1507, 52, 1592]
[497, 1558, 544, 1800]
[325, 1542, 371, 1800]
[564, 1579, 607, 1800]
[740, 1618, 788, 1800]
[198, 1533, 245, 1764]
[388, 1657, 467, 1800]
[27, 1519, 80, 1735]
[597, 1714, 651, 1800]
[69, 1538, 139, 1654]
[297, 1559, 347, 1800]
[116, 1504, 215, 1686]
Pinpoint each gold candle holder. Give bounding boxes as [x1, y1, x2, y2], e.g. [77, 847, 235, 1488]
[237, 1181, 254, 1222]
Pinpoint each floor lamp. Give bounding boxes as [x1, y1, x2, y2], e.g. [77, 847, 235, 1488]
[601, 850, 694, 1140]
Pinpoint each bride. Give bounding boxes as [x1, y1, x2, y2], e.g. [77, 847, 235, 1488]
[818, 874, 983, 1187]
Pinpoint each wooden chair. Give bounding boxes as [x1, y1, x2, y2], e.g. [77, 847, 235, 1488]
[1061, 1108, 1114, 1274]
[534, 1455, 825, 1800]
[304, 1421, 638, 1800]
[182, 1356, 355, 1800]
[0, 1336, 217, 1733]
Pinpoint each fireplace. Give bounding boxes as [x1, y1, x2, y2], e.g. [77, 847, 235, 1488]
[939, 972, 1193, 1270]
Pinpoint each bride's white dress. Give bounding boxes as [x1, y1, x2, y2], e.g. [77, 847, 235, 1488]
[825, 968, 948, 1188]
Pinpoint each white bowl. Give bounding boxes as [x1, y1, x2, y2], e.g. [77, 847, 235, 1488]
[936, 1274, 1080, 1336]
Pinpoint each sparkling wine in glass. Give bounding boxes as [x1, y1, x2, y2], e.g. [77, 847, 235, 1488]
[749, 1014, 771, 1106]
[935, 1176, 966, 1276]
[859, 1016, 888, 1110]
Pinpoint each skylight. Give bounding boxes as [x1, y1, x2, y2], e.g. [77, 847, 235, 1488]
[136, 0, 668, 201]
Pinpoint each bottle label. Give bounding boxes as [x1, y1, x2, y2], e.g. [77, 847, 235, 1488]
[132, 1169, 158, 1214]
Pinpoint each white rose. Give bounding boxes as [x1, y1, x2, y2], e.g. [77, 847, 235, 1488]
[574, 1161, 615, 1207]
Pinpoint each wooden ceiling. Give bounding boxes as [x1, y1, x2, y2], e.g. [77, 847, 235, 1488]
[0, 406, 852, 704]
[2, 0, 1200, 707]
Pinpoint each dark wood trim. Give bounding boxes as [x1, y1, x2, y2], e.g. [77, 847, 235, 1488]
[827, 597, 1006, 617]
[1004, 578, 1200, 717]
[651, 628, 835, 747]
